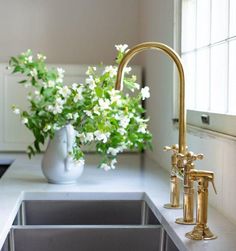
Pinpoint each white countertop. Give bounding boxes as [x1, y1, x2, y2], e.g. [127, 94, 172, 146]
[0, 153, 235, 251]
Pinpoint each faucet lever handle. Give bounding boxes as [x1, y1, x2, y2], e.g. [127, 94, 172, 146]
[208, 173, 217, 195]
[190, 170, 217, 194]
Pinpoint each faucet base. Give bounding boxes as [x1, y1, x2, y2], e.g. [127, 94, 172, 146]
[175, 217, 195, 225]
[164, 203, 182, 209]
[185, 224, 217, 240]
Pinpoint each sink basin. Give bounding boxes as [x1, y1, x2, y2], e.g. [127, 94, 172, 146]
[9, 199, 179, 251]
[12, 226, 162, 251]
[15, 200, 159, 225]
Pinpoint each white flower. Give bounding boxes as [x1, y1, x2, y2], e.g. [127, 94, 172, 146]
[34, 90, 40, 96]
[111, 159, 117, 169]
[107, 147, 120, 156]
[58, 86, 71, 98]
[94, 130, 110, 143]
[137, 123, 147, 133]
[77, 132, 86, 143]
[73, 94, 80, 102]
[48, 80, 55, 88]
[27, 55, 33, 63]
[43, 124, 51, 132]
[30, 68, 37, 78]
[104, 66, 117, 78]
[109, 89, 121, 104]
[37, 53, 46, 60]
[47, 105, 54, 112]
[141, 86, 150, 100]
[56, 67, 65, 83]
[98, 99, 110, 110]
[86, 66, 96, 75]
[93, 105, 100, 115]
[55, 97, 65, 106]
[119, 116, 130, 128]
[115, 44, 128, 53]
[85, 75, 96, 90]
[124, 66, 132, 74]
[73, 87, 83, 102]
[100, 163, 111, 171]
[85, 132, 94, 142]
[133, 83, 140, 91]
[117, 128, 126, 135]
[72, 83, 78, 90]
[73, 112, 79, 120]
[57, 68, 65, 78]
[52, 104, 63, 114]
[84, 110, 93, 118]
[21, 117, 28, 124]
[66, 113, 73, 120]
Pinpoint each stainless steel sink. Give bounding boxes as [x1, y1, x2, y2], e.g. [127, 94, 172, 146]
[11, 226, 162, 251]
[9, 199, 179, 251]
[14, 200, 159, 225]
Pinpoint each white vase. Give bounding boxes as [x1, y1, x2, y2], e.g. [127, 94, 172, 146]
[42, 124, 84, 184]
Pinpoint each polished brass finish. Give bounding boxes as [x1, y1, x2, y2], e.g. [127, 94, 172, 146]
[115, 42, 186, 154]
[175, 151, 204, 225]
[163, 145, 182, 209]
[186, 170, 217, 240]
[114, 42, 210, 227]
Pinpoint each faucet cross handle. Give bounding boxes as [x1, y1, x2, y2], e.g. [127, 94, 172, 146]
[164, 144, 179, 154]
[185, 151, 204, 163]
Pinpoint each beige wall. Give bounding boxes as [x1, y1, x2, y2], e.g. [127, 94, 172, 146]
[0, 0, 140, 64]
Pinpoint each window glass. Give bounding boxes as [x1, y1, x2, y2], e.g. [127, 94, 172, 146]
[196, 48, 210, 111]
[196, 0, 210, 48]
[181, 0, 196, 52]
[211, 0, 228, 43]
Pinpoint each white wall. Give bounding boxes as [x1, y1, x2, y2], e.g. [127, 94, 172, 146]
[140, 0, 236, 224]
[0, 0, 140, 64]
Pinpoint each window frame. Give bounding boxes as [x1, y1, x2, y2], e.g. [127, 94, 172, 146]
[174, 0, 236, 137]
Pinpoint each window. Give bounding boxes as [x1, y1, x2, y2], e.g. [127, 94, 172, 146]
[180, 0, 236, 136]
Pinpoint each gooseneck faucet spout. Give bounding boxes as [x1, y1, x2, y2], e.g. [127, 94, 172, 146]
[115, 42, 194, 225]
[115, 42, 186, 154]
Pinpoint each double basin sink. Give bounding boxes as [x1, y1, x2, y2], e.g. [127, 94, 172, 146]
[2, 199, 179, 251]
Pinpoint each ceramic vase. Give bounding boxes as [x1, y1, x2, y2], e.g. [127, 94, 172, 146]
[42, 124, 84, 184]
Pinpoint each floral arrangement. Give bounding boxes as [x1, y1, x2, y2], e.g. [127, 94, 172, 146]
[9, 44, 152, 170]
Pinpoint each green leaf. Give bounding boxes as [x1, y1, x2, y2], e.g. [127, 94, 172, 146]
[18, 79, 27, 84]
[95, 87, 103, 97]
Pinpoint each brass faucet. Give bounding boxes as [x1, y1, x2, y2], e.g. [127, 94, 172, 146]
[186, 170, 217, 240]
[163, 144, 182, 209]
[175, 151, 204, 224]
[114, 42, 212, 227]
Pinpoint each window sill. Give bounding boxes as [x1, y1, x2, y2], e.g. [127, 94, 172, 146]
[173, 120, 236, 143]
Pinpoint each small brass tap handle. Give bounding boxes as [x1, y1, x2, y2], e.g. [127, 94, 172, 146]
[163, 144, 179, 153]
[185, 151, 204, 162]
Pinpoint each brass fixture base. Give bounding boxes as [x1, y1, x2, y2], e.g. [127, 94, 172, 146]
[175, 217, 196, 225]
[164, 203, 182, 209]
[185, 225, 217, 240]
